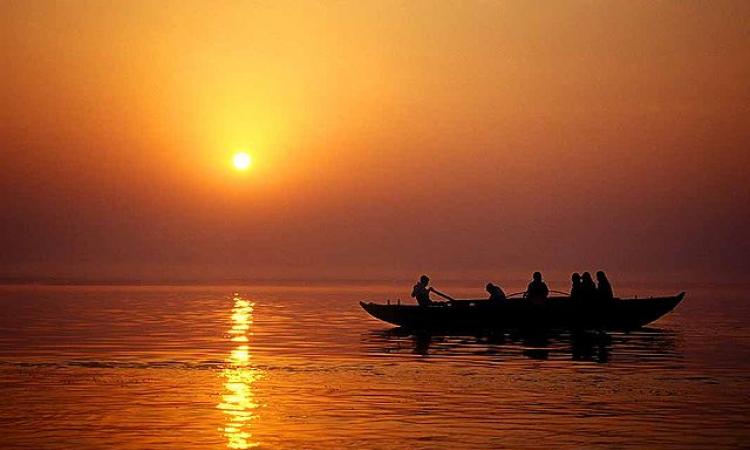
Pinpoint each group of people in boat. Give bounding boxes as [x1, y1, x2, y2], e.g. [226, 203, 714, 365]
[570, 271, 613, 302]
[411, 271, 614, 306]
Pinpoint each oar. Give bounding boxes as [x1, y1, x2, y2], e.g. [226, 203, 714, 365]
[430, 287, 456, 302]
[550, 289, 570, 296]
[508, 290, 569, 297]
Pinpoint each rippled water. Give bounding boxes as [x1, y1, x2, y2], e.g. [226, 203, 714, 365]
[0, 282, 748, 449]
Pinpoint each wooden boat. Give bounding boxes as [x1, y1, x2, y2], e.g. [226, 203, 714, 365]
[360, 292, 685, 331]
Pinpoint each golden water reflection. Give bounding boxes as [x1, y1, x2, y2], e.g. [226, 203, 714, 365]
[218, 294, 262, 449]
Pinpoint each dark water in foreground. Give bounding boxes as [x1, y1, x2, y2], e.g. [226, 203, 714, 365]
[0, 283, 748, 449]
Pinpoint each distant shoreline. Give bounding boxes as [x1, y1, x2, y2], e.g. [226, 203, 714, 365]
[1, 276, 748, 290]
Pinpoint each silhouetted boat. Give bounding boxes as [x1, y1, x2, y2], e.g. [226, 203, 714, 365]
[360, 293, 685, 331]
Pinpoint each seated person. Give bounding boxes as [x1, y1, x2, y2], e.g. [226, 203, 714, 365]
[411, 275, 432, 307]
[525, 271, 549, 300]
[580, 272, 597, 300]
[570, 272, 583, 299]
[486, 282, 506, 301]
[596, 271, 614, 301]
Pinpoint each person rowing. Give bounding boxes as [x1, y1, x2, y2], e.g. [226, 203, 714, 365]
[486, 282, 507, 301]
[411, 275, 455, 306]
[411, 275, 433, 306]
[524, 271, 549, 301]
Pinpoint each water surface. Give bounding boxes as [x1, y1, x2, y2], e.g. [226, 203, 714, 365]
[0, 283, 748, 449]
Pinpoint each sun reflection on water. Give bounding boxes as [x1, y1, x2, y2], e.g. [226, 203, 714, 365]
[218, 294, 262, 449]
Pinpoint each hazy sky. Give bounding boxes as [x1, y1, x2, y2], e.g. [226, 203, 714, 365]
[2, 0, 749, 282]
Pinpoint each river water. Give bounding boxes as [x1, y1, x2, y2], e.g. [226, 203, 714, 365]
[0, 282, 748, 449]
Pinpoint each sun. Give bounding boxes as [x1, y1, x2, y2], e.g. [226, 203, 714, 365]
[232, 152, 252, 171]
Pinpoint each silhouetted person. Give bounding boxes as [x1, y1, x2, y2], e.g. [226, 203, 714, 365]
[580, 272, 597, 301]
[596, 271, 614, 301]
[525, 271, 549, 300]
[486, 282, 506, 301]
[570, 272, 583, 299]
[411, 275, 432, 307]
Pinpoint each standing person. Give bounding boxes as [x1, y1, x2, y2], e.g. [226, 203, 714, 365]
[570, 273, 583, 299]
[411, 275, 433, 307]
[580, 272, 597, 301]
[525, 272, 549, 301]
[596, 271, 614, 301]
[486, 282, 507, 301]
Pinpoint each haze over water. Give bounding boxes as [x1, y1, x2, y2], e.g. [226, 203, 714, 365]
[2, 1, 749, 283]
[1, 282, 748, 449]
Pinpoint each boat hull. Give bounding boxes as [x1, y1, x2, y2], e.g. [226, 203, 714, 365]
[360, 293, 684, 331]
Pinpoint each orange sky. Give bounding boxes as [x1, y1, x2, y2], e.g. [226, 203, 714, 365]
[2, 1, 749, 282]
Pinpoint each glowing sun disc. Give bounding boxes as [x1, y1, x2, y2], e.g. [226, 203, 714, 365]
[233, 152, 252, 171]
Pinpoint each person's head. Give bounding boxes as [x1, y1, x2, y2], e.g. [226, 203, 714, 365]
[533, 271, 542, 282]
[582, 272, 593, 282]
[572, 272, 581, 283]
[596, 271, 607, 281]
[486, 282, 495, 292]
[419, 275, 430, 285]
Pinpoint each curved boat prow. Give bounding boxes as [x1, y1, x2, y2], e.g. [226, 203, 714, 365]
[672, 291, 686, 310]
[662, 291, 686, 313]
[674, 291, 686, 307]
[606, 291, 685, 329]
[360, 300, 420, 327]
